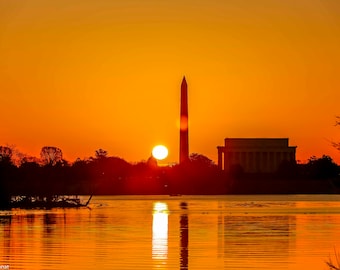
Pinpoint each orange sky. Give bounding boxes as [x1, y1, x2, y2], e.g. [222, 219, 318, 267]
[1, 0, 340, 164]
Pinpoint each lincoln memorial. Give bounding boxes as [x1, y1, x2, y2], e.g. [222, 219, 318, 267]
[217, 138, 296, 173]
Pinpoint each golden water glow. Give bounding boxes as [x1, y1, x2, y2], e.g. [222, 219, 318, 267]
[152, 202, 169, 260]
[1, 196, 340, 269]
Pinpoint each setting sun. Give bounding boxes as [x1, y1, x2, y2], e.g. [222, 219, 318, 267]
[152, 145, 169, 160]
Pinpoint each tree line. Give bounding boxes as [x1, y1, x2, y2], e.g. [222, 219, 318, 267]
[0, 145, 339, 197]
[0, 146, 224, 196]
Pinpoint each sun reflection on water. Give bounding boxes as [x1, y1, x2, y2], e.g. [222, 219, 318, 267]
[152, 202, 169, 261]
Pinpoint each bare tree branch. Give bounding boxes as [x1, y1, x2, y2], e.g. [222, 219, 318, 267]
[336, 116, 340, 126]
[40, 146, 63, 166]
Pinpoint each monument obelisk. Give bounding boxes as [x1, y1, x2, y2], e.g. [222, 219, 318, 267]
[180, 76, 189, 164]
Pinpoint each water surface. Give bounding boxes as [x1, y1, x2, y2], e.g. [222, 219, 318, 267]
[1, 195, 340, 270]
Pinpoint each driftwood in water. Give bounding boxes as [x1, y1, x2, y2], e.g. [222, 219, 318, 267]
[8, 195, 92, 209]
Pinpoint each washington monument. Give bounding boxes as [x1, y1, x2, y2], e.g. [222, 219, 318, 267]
[180, 76, 189, 163]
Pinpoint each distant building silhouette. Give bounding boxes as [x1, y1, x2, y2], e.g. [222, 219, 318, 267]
[180, 76, 189, 164]
[217, 138, 296, 173]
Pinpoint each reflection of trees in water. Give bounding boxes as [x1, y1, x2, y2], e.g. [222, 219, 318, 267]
[43, 213, 67, 235]
[180, 202, 188, 270]
[25, 214, 36, 241]
[0, 215, 12, 226]
[26, 214, 35, 224]
[221, 215, 296, 259]
[0, 215, 12, 261]
[42, 213, 67, 264]
[43, 213, 58, 234]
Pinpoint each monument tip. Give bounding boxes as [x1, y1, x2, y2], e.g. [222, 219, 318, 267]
[181, 76, 187, 87]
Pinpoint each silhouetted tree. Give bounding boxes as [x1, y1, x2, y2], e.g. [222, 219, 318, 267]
[71, 159, 92, 194]
[0, 146, 17, 206]
[40, 146, 63, 166]
[95, 148, 108, 159]
[18, 160, 42, 195]
[336, 116, 340, 126]
[168, 153, 221, 194]
[306, 155, 339, 179]
[332, 116, 340, 151]
[20, 155, 40, 165]
[0, 146, 13, 164]
[189, 153, 216, 168]
[88, 154, 132, 194]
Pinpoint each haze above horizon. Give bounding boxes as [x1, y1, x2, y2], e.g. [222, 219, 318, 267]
[1, 0, 340, 164]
